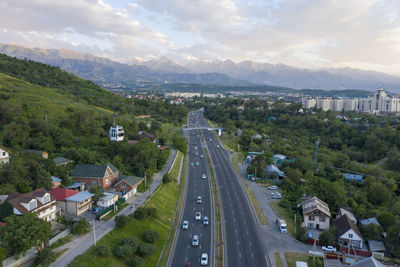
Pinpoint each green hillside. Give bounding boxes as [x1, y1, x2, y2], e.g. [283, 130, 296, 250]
[0, 54, 187, 194]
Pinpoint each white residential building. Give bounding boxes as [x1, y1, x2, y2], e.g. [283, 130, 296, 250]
[301, 98, 317, 109]
[316, 98, 332, 111]
[300, 196, 331, 230]
[0, 146, 10, 164]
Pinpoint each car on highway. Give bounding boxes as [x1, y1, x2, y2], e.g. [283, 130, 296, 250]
[209, 139, 212, 141]
[267, 185, 278, 190]
[200, 154, 204, 158]
[216, 145, 220, 148]
[182, 220, 189, 229]
[195, 152, 199, 156]
[195, 212, 201, 220]
[201, 253, 208, 265]
[203, 216, 209, 226]
[272, 192, 282, 199]
[192, 235, 199, 246]
[322, 246, 336, 252]
[195, 162, 200, 166]
[197, 196, 202, 204]
[190, 162, 194, 166]
[194, 146, 198, 150]
[202, 174, 206, 179]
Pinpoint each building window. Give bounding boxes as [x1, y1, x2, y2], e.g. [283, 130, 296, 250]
[92, 181, 97, 186]
[319, 217, 325, 222]
[308, 223, 314, 228]
[2, 152, 5, 156]
[121, 184, 127, 189]
[348, 233, 353, 238]
[309, 216, 315, 221]
[105, 179, 109, 185]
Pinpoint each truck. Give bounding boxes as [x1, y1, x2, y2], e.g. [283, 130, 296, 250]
[276, 219, 287, 233]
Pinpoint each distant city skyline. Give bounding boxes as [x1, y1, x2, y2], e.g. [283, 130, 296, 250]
[0, 0, 399, 76]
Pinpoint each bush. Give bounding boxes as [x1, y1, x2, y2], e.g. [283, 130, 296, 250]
[133, 207, 146, 220]
[95, 245, 111, 257]
[162, 173, 171, 184]
[130, 256, 144, 267]
[295, 226, 307, 242]
[278, 199, 292, 211]
[142, 230, 160, 243]
[115, 215, 130, 228]
[137, 243, 155, 258]
[319, 228, 336, 245]
[120, 237, 138, 252]
[146, 207, 158, 219]
[71, 218, 90, 235]
[114, 244, 135, 259]
[33, 248, 53, 266]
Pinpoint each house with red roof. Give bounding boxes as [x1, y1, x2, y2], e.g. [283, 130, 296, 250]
[50, 188, 94, 217]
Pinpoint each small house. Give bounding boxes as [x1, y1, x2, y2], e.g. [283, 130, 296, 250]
[272, 154, 286, 166]
[8, 188, 58, 222]
[23, 149, 49, 159]
[52, 157, 73, 167]
[344, 173, 363, 182]
[0, 146, 10, 164]
[337, 207, 357, 225]
[114, 175, 143, 200]
[97, 192, 118, 208]
[67, 182, 85, 192]
[64, 191, 94, 217]
[334, 214, 364, 249]
[71, 163, 119, 190]
[360, 218, 381, 227]
[50, 187, 79, 216]
[300, 196, 331, 230]
[51, 176, 62, 189]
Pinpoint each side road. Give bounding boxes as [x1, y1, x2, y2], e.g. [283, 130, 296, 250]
[51, 148, 177, 267]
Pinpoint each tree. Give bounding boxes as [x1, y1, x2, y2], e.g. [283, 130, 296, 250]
[114, 244, 135, 259]
[172, 134, 187, 153]
[359, 223, 381, 240]
[95, 245, 110, 257]
[129, 256, 143, 267]
[115, 215, 131, 228]
[136, 243, 155, 258]
[162, 173, 171, 184]
[133, 207, 146, 220]
[319, 228, 336, 245]
[71, 218, 90, 235]
[142, 230, 160, 243]
[3, 213, 51, 256]
[89, 186, 104, 202]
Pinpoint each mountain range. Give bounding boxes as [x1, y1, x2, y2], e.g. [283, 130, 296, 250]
[1, 43, 400, 92]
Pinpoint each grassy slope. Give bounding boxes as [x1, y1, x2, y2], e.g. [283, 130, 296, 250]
[70, 152, 183, 267]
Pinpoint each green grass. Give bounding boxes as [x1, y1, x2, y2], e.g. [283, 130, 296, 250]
[270, 202, 295, 235]
[70, 152, 183, 267]
[284, 252, 323, 267]
[49, 235, 71, 249]
[274, 252, 285, 267]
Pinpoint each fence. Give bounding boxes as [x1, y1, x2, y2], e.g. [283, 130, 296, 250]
[2, 247, 37, 267]
[96, 198, 126, 220]
[48, 228, 71, 246]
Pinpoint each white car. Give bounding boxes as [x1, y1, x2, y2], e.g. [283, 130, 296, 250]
[216, 145, 220, 148]
[194, 146, 198, 150]
[195, 212, 201, 221]
[272, 192, 282, 199]
[202, 174, 206, 179]
[197, 196, 202, 204]
[322, 246, 336, 252]
[209, 139, 212, 142]
[201, 253, 208, 265]
[192, 235, 199, 246]
[267, 185, 278, 190]
[182, 220, 189, 229]
[203, 216, 209, 226]
[200, 154, 204, 158]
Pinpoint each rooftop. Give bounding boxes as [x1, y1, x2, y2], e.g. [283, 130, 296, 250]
[116, 175, 143, 187]
[350, 257, 385, 267]
[50, 188, 78, 201]
[65, 191, 94, 203]
[8, 188, 55, 213]
[53, 157, 73, 166]
[333, 214, 363, 240]
[72, 163, 119, 178]
[300, 196, 331, 217]
[51, 176, 62, 183]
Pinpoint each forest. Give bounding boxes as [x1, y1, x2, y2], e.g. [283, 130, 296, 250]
[0, 54, 188, 194]
[204, 98, 400, 257]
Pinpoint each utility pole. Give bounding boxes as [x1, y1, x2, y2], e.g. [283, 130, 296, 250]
[93, 219, 96, 246]
[314, 139, 319, 174]
[294, 214, 296, 234]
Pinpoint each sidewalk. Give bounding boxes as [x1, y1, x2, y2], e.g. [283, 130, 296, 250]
[51, 148, 177, 267]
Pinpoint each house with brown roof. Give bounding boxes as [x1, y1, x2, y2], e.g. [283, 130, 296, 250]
[114, 175, 144, 200]
[300, 196, 331, 230]
[71, 163, 119, 190]
[137, 133, 156, 143]
[333, 214, 364, 249]
[0, 145, 10, 164]
[8, 188, 58, 222]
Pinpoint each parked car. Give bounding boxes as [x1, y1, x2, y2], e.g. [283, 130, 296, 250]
[201, 253, 208, 265]
[92, 207, 102, 214]
[182, 220, 189, 229]
[202, 174, 206, 179]
[267, 185, 278, 190]
[197, 196, 202, 204]
[322, 246, 336, 252]
[272, 192, 282, 199]
[203, 216, 209, 226]
[195, 212, 201, 221]
[192, 235, 199, 246]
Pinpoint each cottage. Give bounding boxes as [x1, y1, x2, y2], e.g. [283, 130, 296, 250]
[97, 192, 118, 208]
[114, 175, 143, 200]
[52, 157, 73, 167]
[337, 207, 357, 225]
[0, 146, 10, 164]
[23, 149, 49, 159]
[8, 188, 58, 222]
[300, 196, 331, 230]
[71, 163, 119, 190]
[334, 214, 364, 249]
[51, 176, 62, 189]
[64, 191, 94, 217]
[344, 173, 363, 182]
[50, 187, 79, 216]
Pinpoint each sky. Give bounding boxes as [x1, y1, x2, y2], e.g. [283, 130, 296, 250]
[0, 0, 400, 75]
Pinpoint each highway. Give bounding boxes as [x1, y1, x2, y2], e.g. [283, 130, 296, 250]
[199, 114, 268, 267]
[170, 112, 214, 266]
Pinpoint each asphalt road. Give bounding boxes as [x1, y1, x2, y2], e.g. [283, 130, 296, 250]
[199, 114, 268, 267]
[170, 112, 214, 267]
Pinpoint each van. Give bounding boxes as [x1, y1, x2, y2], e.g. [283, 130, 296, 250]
[277, 219, 287, 233]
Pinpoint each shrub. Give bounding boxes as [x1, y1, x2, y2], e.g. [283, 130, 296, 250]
[95, 245, 111, 257]
[130, 256, 143, 267]
[162, 173, 171, 184]
[295, 226, 307, 242]
[114, 244, 135, 259]
[142, 230, 160, 243]
[278, 199, 292, 211]
[120, 237, 138, 252]
[146, 207, 158, 219]
[115, 215, 130, 228]
[33, 248, 53, 266]
[318, 228, 336, 245]
[71, 218, 90, 235]
[137, 243, 155, 258]
[133, 207, 146, 220]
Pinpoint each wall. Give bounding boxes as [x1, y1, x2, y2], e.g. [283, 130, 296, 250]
[2, 247, 37, 267]
[48, 228, 71, 246]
